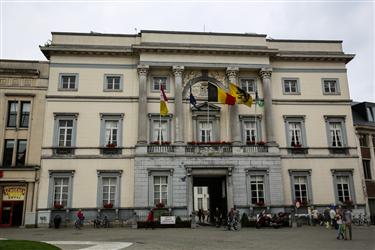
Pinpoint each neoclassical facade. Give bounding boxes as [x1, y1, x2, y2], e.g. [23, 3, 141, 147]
[36, 30, 365, 225]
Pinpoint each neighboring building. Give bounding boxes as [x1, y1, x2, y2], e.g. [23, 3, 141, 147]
[352, 102, 375, 224]
[0, 60, 49, 227]
[193, 186, 209, 212]
[36, 30, 365, 226]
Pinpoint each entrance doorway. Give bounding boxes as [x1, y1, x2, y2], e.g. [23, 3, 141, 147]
[193, 176, 227, 223]
[0, 201, 24, 227]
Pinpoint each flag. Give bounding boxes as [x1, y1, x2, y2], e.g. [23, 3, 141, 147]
[189, 85, 200, 110]
[208, 83, 236, 105]
[160, 85, 168, 115]
[229, 83, 253, 107]
[255, 91, 264, 107]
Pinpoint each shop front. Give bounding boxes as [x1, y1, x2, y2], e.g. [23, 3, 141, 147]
[0, 185, 26, 227]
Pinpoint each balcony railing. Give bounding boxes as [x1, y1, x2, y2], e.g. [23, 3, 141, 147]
[241, 145, 269, 153]
[147, 145, 175, 153]
[185, 144, 233, 154]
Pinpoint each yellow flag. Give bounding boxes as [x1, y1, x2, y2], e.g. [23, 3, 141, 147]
[229, 83, 253, 107]
[160, 85, 168, 115]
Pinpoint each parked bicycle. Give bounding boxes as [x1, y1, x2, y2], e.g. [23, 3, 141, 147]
[352, 213, 371, 226]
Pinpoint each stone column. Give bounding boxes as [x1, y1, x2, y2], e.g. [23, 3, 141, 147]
[186, 168, 193, 216]
[173, 66, 185, 144]
[137, 65, 149, 144]
[226, 168, 234, 211]
[259, 68, 276, 144]
[226, 67, 241, 144]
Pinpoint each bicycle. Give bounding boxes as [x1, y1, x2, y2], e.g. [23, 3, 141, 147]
[353, 214, 371, 226]
[75, 218, 84, 229]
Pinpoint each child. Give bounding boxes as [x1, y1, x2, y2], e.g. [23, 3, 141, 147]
[336, 214, 345, 240]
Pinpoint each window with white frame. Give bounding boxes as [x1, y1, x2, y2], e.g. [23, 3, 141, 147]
[59, 74, 78, 90]
[58, 120, 73, 147]
[329, 122, 343, 147]
[102, 177, 116, 205]
[250, 175, 265, 204]
[289, 122, 302, 146]
[294, 176, 308, 202]
[198, 198, 203, 210]
[53, 177, 69, 207]
[283, 79, 300, 94]
[154, 176, 168, 205]
[199, 121, 212, 142]
[367, 107, 375, 122]
[322, 79, 339, 95]
[244, 121, 257, 142]
[105, 120, 118, 146]
[336, 176, 351, 202]
[152, 76, 168, 92]
[240, 78, 256, 93]
[104, 75, 122, 91]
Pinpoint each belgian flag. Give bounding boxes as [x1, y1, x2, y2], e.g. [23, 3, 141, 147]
[208, 83, 236, 105]
[229, 83, 253, 107]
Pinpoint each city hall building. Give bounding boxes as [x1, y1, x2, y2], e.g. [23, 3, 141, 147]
[36, 30, 365, 225]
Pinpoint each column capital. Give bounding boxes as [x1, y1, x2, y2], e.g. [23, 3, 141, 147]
[259, 68, 272, 80]
[172, 65, 185, 77]
[137, 65, 149, 76]
[226, 67, 239, 78]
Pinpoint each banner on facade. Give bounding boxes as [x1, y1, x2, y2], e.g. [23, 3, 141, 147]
[160, 216, 176, 224]
[3, 186, 26, 201]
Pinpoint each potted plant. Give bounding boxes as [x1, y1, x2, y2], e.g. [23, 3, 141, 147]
[103, 203, 114, 209]
[257, 141, 266, 146]
[54, 202, 64, 209]
[255, 201, 265, 207]
[106, 143, 117, 148]
[343, 199, 353, 206]
[155, 202, 165, 209]
[293, 143, 302, 148]
[246, 141, 256, 145]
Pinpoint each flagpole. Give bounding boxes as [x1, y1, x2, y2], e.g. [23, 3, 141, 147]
[207, 81, 209, 143]
[159, 80, 162, 145]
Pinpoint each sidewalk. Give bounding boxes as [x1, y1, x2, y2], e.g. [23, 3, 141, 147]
[0, 226, 374, 250]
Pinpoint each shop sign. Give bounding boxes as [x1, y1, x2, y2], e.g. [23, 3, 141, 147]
[160, 216, 176, 224]
[3, 186, 26, 201]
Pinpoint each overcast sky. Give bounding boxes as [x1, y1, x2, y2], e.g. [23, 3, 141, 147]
[1, 0, 374, 102]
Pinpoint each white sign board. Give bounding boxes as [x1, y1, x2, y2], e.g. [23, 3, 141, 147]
[160, 216, 176, 225]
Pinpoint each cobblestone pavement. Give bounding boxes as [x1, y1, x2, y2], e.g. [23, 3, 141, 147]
[0, 225, 374, 250]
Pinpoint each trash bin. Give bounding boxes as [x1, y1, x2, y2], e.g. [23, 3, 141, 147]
[54, 215, 62, 229]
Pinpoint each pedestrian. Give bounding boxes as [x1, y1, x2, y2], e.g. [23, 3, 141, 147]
[343, 208, 353, 240]
[214, 207, 221, 227]
[198, 209, 202, 223]
[76, 209, 85, 229]
[330, 206, 336, 229]
[146, 209, 155, 229]
[324, 207, 330, 229]
[312, 207, 319, 226]
[336, 213, 345, 240]
[206, 209, 210, 223]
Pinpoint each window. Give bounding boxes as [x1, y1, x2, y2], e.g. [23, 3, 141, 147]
[7, 101, 17, 127]
[154, 176, 168, 205]
[19, 102, 30, 128]
[325, 117, 347, 148]
[337, 176, 350, 203]
[289, 170, 312, 205]
[240, 78, 256, 93]
[102, 177, 116, 205]
[48, 171, 74, 208]
[332, 170, 355, 204]
[105, 121, 118, 146]
[250, 175, 265, 204]
[16, 140, 27, 166]
[53, 113, 78, 154]
[97, 170, 122, 208]
[199, 121, 212, 142]
[2, 140, 15, 167]
[152, 76, 168, 92]
[359, 134, 368, 147]
[149, 114, 172, 143]
[367, 107, 375, 122]
[284, 116, 306, 147]
[244, 121, 257, 142]
[322, 79, 340, 95]
[363, 160, 372, 179]
[294, 176, 308, 203]
[53, 177, 69, 207]
[198, 187, 203, 194]
[100, 114, 123, 153]
[283, 78, 300, 94]
[104, 75, 122, 91]
[58, 120, 73, 147]
[59, 74, 78, 90]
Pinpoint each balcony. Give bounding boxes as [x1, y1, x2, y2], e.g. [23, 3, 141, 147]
[185, 143, 233, 154]
[147, 144, 175, 153]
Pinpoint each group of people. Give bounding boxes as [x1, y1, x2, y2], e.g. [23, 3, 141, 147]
[313, 206, 353, 240]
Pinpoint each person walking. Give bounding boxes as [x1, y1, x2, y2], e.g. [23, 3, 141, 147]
[312, 207, 319, 226]
[76, 209, 85, 229]
[344, 208, 353, 240]
[330, 206, 337, 229]
[146, 209, 155, 229]
[323, 207, 330, 229]
[198, 209, 203, 223]
[214, 207, 221, 227]
[206, 209, 210, 223]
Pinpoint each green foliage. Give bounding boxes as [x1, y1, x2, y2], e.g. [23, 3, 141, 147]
[0, 240, 60, 250]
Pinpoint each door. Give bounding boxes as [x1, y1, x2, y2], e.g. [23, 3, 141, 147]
[0, 201, 24, 227]
[0, 202, 12, 227]
[12, 202, 23, 226]
[369, 199, 375, 225]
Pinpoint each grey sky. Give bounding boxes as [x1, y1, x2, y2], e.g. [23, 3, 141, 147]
[1, 1, 374, 101]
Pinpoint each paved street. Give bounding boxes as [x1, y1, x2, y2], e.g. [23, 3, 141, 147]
[0, 226, 374, 250]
